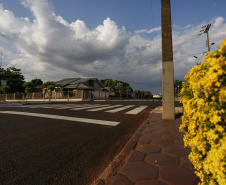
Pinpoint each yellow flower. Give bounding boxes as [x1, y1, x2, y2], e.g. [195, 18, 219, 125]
[219, 37, 226, 54]
[180, 37, 226, 185]
[210, 114, 221, 124]
[219, 87, 226, 103]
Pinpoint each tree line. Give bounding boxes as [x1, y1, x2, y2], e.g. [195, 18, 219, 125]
[100, 79, 153, 98]
[100, 79, 133, 97]
[0, 67, 55, 94]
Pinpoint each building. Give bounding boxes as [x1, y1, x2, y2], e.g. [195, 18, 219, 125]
[54, 78, 105, 99]
[55, 78, 105, 91]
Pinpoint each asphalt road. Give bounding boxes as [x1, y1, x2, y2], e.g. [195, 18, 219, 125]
[0, 100, 181, 185]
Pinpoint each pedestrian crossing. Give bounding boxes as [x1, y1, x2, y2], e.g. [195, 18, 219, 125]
[87, 105, 122, 112]
[15, 103, 149, 115]
[106, 105, 135, 113]
[125, 105, 148, 115]
[70, 104, 110, 110]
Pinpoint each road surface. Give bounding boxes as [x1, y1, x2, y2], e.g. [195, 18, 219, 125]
[0, 100, 181, 184]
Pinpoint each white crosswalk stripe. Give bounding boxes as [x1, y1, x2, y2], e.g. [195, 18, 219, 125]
[52, 104, 83, 109]
[26, 104, 82, 109]
[106, 105, 135, 113]
[87, 104, 123, 111]
[70, 104, 110, 110]
[125, 105, 148, 115]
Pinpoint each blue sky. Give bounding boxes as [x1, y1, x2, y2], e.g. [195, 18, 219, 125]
[0, 0, 226, 93]
[3, 0, 226, 32]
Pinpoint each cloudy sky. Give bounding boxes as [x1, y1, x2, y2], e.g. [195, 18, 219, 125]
[0, 0, 226, 93]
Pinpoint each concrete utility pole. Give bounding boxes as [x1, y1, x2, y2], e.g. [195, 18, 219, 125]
[199, 24, 211, 52]
[161, 0, 175, 120]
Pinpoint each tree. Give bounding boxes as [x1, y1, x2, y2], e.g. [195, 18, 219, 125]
[174, 80, 184, 97]
[0, 86, 10, 94]
[31, 78, 43, 87]
[101, 78, 133, 98]
[23, 82, 34, 93]
[115, 82, 125, 98]
[133, 90, 140, 98]
[126, 87, 132, 97]
[102, 79, 116, 98]
[133, 90, 153, 99]
[47, 85, 55, 91]
[43, 81, 55, 91]
[140, 90, 144, 98]
[22, 79, 43, 93]
[0, 67, 25, 93]
[144, 91, 153, 98]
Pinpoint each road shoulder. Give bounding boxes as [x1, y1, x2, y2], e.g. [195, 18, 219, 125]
[92, 112, 153, 185]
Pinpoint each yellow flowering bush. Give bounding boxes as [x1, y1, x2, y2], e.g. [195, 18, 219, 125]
[180, 38, 226, 185]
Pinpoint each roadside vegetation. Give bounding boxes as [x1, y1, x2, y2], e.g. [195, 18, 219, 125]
[100, 79, 154, 99]
[0, 67, 55, 94]
[179, 38, 226, 185]
[100, 78, 133, 98]
[0, 67, 25, 93]
[133, 90, 153, 99]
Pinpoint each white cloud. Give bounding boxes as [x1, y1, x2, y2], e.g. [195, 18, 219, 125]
[0, 0, 225, 93]
[213, 17, 224, 27]
[135, 27, 161, 34]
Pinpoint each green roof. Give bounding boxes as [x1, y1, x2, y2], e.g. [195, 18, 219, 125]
[64, 84, 94, 90]
[55, 78, 80, 86]
[55, 78, 104, 90]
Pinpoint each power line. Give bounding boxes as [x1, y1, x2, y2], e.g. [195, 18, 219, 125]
[149, 0, 156, 27]
[149, 0, 161, 57]
[171, 0, 176, 24]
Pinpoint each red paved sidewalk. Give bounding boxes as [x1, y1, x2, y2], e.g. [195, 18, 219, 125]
[93, 109, 199, 185]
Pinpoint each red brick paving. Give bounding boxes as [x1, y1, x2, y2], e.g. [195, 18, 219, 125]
[110, 174, 133, 185]
[120, 161, 159, 182]
[145, 153, 179, 166]
[109, 112, 198, 185]
[128, 151, 145, 162]
[160, 166, 197, 185]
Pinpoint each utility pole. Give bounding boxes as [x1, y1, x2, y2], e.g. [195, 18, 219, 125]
[161, 0, 175, 120]
[199, 24, 211, 52]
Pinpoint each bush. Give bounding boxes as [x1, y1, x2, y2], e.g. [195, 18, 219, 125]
[179, 38, 226, 185]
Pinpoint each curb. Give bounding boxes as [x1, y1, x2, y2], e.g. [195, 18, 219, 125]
[0, 102, 24, 106]
[91, 113, 153, 185]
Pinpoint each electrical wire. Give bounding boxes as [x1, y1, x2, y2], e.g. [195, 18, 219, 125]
[171, 0, 176, 24]
[149, 0, 161, 57]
